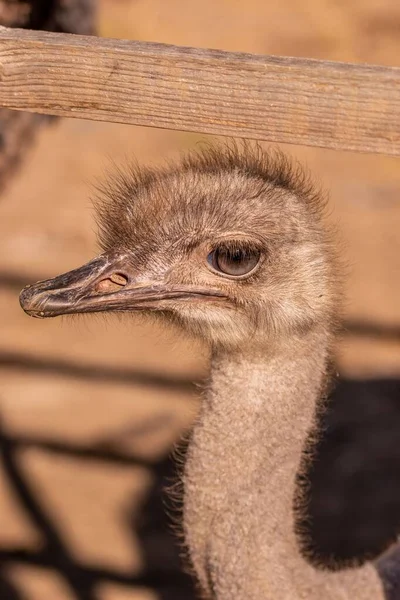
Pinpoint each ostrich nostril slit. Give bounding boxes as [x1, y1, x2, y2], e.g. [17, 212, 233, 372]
[110, 272, 128, 286]
[95, 273, 128, 294]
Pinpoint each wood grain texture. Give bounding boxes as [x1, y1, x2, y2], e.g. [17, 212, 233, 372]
[0, 27, 399, 155]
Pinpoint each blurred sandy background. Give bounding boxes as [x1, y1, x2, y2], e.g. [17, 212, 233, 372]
[0, 1, 399, 598]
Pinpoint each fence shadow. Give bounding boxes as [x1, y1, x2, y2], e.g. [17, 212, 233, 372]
[0, 349, 196, 394]
[0, 417, 198, 600]
[0, 345, 399, 597]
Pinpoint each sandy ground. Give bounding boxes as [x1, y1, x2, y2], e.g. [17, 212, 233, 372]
[0, 1, 399, 599]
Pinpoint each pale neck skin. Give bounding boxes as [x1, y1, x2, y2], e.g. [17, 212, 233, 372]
[183, 330, 384, 600]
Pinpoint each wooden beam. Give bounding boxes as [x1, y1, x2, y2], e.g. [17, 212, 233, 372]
[0, 27, 399, 156]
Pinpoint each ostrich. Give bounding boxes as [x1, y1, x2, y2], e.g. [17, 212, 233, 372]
[19, 143, 399, 599]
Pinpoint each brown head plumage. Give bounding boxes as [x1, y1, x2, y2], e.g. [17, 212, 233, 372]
[20, 142, 338, 349]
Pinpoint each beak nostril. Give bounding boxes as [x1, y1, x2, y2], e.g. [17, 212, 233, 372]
[110, 273, 128, 286]
[95, 273, 128, 294]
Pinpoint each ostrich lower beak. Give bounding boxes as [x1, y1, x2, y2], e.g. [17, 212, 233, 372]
[19, 251, 225, 319]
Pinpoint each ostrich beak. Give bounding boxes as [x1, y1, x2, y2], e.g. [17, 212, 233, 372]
[19, 250, 225, 319]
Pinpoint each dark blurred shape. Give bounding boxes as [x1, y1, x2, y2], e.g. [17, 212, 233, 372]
[0, 0, 97, 193]
[345, 320, 400, 343]
[31, 0, 96, 35]
[0, 0, 96, 33]
[0, 572, 22, 600]
[305, 377, 400, 566]
[0, 416, 199, 600]
[0, 349, 195, 393]
[0, 375, 400, 597]
[133, 450, 199, 600]
[376, 543, 400, 600]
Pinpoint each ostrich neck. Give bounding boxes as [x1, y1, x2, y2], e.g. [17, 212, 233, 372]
[183, 331, 383, 600]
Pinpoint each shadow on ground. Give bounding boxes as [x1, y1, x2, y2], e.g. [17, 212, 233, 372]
[0, 348, 399, 598]
[0, 413, 197, 600]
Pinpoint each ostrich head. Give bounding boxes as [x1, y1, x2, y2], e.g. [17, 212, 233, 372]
[20, 144, 337, 349]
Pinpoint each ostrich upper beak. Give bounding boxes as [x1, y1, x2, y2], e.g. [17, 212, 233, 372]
[19, 250, 226, 319]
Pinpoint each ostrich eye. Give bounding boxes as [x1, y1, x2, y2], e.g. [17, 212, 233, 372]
[208, 246, 261, 277]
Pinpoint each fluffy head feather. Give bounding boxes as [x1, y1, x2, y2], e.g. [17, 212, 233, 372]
[93, 142, 339, 348]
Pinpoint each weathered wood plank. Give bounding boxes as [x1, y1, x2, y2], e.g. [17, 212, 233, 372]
[0, 27, 399, 155]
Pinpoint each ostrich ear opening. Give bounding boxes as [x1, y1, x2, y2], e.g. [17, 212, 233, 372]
[19, 250, 227, 319]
